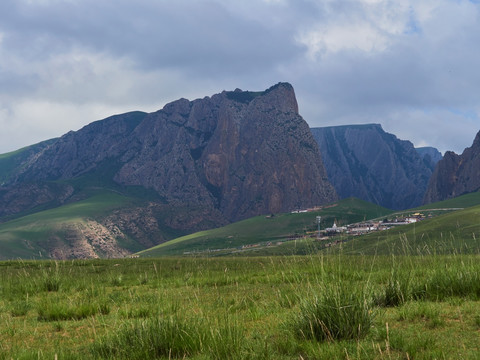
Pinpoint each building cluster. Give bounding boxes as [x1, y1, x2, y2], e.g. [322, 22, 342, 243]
[320, 213, 426, 237]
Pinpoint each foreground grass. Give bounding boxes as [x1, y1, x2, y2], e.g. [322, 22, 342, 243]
[0, 254, 479, 359]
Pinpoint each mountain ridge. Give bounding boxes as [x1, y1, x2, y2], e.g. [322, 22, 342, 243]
[311, 123, 434, 210]
[0, 82, 337, 259]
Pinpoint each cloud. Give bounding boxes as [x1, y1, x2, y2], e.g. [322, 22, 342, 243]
[0, 0, 479, 154]
[1, 0, 301, 75]
[293, 0, 480, 153]
[387, 109, 479, 155]
[296, 1, 411, 58]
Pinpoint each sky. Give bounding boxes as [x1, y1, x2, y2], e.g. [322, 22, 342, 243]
[1, 0, 480, 155]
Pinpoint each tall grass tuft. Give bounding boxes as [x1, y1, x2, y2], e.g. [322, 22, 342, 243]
[413, 264, 480, 301]
[375, 268, 413, 307]
[37, 302, 98, 321]
[206, 315, 244, 360]
[91, 316, 206, 359]
[10, 299, 31, 317]
[293, 285, 375, 342]
[42, 269, 61, 292]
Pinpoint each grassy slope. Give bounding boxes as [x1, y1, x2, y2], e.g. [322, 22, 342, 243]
[0, 149, 169, 259]
[414, 191, 480, 210]
[342, 191, 480, 255]
[138, 197, 393, 257]
[0, 192, 132, 260]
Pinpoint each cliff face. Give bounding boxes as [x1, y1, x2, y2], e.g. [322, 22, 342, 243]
[0, 83, 337, 258]
[424, 131, 480, 204]
[416, 146, 443, 171]
[10, 82, 336, 221]
[311, 124, 434, 210]
[111, 83, 336, 220]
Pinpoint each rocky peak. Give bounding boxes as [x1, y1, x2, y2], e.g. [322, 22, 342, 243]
[115, 82, 336, 220]
[261, 82, 299, 114]
[223, 82, 298, 113]
[471, 131, 480, 149]
[1, 83, 336, 226]
[416, 146, 443, 171]
[163, 98, 192, 117]
[7, 111, 147, 184]
[424, 130, 480, 204]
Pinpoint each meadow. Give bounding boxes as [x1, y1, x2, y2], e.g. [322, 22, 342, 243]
[0, 250, 479, 359]
[138, 197, 392, 257]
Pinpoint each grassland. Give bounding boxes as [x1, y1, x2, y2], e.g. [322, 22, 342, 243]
[138, 192, 480, 258]
[342, 202, 480, 256]
[0, 252, 479, 359]
[415, 191, 480, 211]
[0, 192, 133, 259]
[138, 197, 392, 257]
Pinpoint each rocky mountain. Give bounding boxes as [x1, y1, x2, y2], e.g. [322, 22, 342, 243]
[311, 124, 434, 210]
[0, 83, 337, 259]
[416, 146, 443, 171]
[424, 131, 480, 204]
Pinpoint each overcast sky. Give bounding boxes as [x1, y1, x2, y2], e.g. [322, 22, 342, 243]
[1, 0, 479, 155]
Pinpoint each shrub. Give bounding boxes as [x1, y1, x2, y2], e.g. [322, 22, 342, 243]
[91, 314, 246, 359]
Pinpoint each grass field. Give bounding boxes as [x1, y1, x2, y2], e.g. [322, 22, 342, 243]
[138, 197, 392, 257]
[138, 192, 480, 258]
[0, 252, 479, 359]
[415, 191, 480, 210]
[0, 192, 133, 259]
[342, 203, 480, 256]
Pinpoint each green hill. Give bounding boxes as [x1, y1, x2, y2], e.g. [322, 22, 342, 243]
[340, 191, 480, 255]
[137, 198, 393, 257]
[0, 191, 136, 260]
[139, 191, 480, 258]
[415, 191, 480, 210]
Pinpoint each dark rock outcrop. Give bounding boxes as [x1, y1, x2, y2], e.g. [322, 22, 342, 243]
[0, 182, 74, 218]
[110, 83, 336, 221]
[1, 83, 337, 242]
[416, 146, 443, 171]
[311, 124, 433, 210]
[11, 111, 148, 182]
[424, 131, 480, 204]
